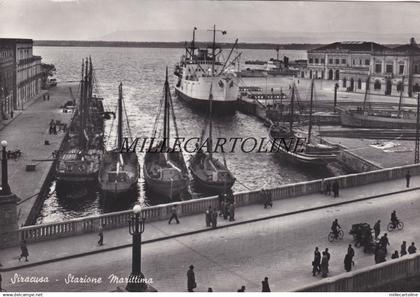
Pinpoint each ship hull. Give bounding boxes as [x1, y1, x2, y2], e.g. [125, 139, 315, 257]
[341, 111, 418, 129]
[175, 88, 237, 113]
[190, 168, 235, 194]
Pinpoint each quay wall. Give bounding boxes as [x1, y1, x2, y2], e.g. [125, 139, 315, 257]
[295, 253, 420, 292]
[18, 163, 420, 243]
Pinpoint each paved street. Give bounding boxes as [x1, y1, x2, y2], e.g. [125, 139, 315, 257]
[0, 83, 75, 225]
[2, 188, 419, 292]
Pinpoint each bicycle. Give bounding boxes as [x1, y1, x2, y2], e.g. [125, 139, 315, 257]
[328, 229, 344, 242]
[387, 220, 404, 232]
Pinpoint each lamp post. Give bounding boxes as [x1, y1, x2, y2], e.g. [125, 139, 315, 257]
[1, 140, 11, 195]
[126, 201, 147, 292]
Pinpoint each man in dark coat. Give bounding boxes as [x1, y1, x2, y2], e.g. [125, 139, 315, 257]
[211, 209, 218, 229]
[344, 253, 352, 272]
[320, 252, 329, 277]
[229, 203, 235, 221]
[347, 244, 355, 264]
[406, 170, 411, 188]
[168, 204, 180, 224]
[401, 241, 407, 256]
[261, 277, 270, 292]
[18, 240, 29, 262]
[380, 233, 390, 252]
[187, 265, 196, 292]
[223, 201, 229, 220]
[205, 206, 212, 227]
[325, 182, 331, 196]
[312, 247, 321, 276]
[324, 248, 331, 262]
[373, 220, 381, 239]
[98, 225, 104, 246]
[408, 242, 417, 254]
[332, 180, 339, 197]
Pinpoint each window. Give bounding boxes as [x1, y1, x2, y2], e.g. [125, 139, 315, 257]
[375, 64, 382, 73]
[309, 58, 313, 64]
[329, 59, 333, 64]
[341, 59, 346, 64]
[321, 59, 325, 64]
[386, 65, 393, 74]
[399, 65, 404, 75]
[365, 59, 370, 65]
[374, 80, 381, 90]
[315, 58, 319, 64]
[335, 59, 339, 64]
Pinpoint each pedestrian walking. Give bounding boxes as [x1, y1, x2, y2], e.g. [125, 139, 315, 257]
[49, 119, 54, 134]
[168, 204, 180, 224]
[320, 178, 325, 194]
[325, 181, 331, 196]
[401, 241, 407, 256]
[320, 252, 329, 277]
[312, 247, 321, 276]
[10, 110, 13, 119]
[380, 233, 390, 252]
[211, 209, 218, 229]
[406, 170, 411, 188]
[187, 265, 196, 292]
[373, 220, 381, 239]
[263, 189, 272, 208]
[332, 180, 339, 198]
[205, 206, 212, 227]
[223, 201, 229, 220]
[237, 285, 246, 292]
[324, 248, 331, 262]
[261, 277, 270, 292]
[228, 203, 235, 221]
[18, 240, 29, 262]
[98, 225, 104, 246]
[408, 242, 417, 254]
[344, 253, 352, 272]
[347, 244, 355, 260]
[391, 251, 399, 259]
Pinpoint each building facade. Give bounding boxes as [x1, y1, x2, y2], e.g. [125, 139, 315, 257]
[0, 42, 15, 120]
[0, 38, 42, 113]
[306, 38, 420, 98]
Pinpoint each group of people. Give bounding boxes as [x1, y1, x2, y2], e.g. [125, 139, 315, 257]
[187, 265, 270, 292]
[320, 179, 340, 198]
[216, 191, 236, 222]
[260, 189, 273, 209]
[312, 247, 332, 277]
[49, 119, 58, 135]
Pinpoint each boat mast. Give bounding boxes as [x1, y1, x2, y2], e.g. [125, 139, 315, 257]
[289, 83, 295, 132]
[208, 25, 218, 159]
[397, 76, 405, 118]
[163, 67, 170, 149]
[307, 79, 314, 144]
[117, 82, 123, 150]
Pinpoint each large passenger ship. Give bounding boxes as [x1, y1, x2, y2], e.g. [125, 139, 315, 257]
[174, 26, 240, 114]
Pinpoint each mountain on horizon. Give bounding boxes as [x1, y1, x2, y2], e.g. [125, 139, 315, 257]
[96, 30, 419, 45]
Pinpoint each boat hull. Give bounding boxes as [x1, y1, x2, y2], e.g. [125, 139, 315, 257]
[341, 111, 418, 129]
[175, 88, 237, 114]
[190, 168, 235, 194]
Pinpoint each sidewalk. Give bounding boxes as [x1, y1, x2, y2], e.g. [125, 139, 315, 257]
[0, 84, 76, 226]
[1, 174, 419, 272]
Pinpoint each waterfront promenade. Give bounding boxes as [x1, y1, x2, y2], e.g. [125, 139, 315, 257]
[0, 83, 76, 226]
[0, 175, 419, 291]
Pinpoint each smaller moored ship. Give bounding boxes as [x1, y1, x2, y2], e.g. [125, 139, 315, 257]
[144, 68, 190, 199]
[98, 83, 139, 195]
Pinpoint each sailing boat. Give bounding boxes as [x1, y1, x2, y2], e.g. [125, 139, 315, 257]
[143, 68, 189, 199]
[341, 76, 418, 129]
[269, 79, 339, 166]
[56, 59, 104, 183]
[189, 83, 236, 193]
[98, 83, 140, 194]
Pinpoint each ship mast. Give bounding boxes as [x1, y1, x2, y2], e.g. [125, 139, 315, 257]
[117, 82, 123, 150]
[307, 79, 314, 144]
[162, 67, 170, 149]
[289, 83, 295, 132]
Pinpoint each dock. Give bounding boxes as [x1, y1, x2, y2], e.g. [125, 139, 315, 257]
[0, 83, 76, 226]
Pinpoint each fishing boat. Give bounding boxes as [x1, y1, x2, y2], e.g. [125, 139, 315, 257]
[340, 76, 418, 129]
[174, 26, 240, 113]
[56, 59, 104, 183]
[98, 83, 139, 194]
[269, 79, 339, 166]
[189, 82, 236, 193]
[143, 69, 189, 199]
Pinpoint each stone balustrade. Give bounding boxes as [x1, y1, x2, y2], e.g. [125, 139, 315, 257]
[296, 253, 420, 292]
[19, 163, 420, 243]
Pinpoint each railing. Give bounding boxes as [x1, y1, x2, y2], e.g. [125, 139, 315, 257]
[18, 163, 420, 243]
[296, 253, 420, 292]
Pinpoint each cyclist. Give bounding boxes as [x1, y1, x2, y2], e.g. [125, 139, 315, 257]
[391, 210, 399, 228]
[331, 219, 341, 239]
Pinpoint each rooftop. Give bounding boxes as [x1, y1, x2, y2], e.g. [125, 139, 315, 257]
[310, 41, 390, 52]
[0, 38, 33, 44]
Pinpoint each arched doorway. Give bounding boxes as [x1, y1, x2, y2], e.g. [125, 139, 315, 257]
[385, 79, 392, 95]
[328, 69, 333, 80]
[358, 79, 362, 89]
[335, 69, 340, 80]
[350, 78, 354, 91]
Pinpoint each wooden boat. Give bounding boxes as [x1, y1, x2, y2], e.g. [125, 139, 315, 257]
[98, 83, 139, 194]
[269, 79, 339, 166]
[143, 69, 189, 199]
[189, 82, 235, 194]
[56, 59, 104, 183]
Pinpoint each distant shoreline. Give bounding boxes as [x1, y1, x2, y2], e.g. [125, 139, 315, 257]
[33, 40, 324, 50]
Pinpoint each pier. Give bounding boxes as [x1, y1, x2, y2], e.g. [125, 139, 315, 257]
[0, 83, 76, 226]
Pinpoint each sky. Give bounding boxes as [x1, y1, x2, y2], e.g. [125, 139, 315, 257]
[0, 0, 419, 43]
